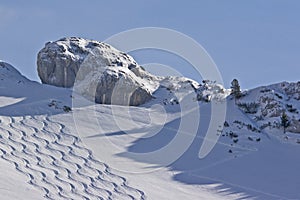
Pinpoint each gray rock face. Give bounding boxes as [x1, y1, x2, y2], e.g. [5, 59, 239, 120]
[73, 65, 155, 106]
[37, 37, 158, 106]
[37, 37, 139, 87]
[94, 68, 153, 106]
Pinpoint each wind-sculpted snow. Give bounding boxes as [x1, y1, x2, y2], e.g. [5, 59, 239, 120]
[0, 115, 145, 200]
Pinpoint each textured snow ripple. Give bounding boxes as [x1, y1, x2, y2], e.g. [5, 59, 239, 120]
[0, 116, 145, 200]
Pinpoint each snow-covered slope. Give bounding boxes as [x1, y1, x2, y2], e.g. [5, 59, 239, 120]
[235, 82, 300, 141]
[0, 61, 300, 200]
[0, 62, 146, 199]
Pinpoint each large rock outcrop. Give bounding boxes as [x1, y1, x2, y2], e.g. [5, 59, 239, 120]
[37, 37, 158, 106]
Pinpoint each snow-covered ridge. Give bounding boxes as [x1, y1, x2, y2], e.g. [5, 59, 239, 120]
[235, 82, 300, 135]
[36, 37, 236, 107]
[0, 61, 30, 83]
[2, 56, 300, 137]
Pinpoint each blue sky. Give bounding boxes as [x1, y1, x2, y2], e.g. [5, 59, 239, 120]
[0, 0, 299, 89]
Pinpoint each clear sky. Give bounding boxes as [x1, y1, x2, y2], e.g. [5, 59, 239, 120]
[0, 0, 299, 89]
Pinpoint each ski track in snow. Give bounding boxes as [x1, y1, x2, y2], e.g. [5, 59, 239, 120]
[0, 115, 146, 200]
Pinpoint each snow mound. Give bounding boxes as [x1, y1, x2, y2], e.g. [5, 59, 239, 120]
[0, 61, 29, 83]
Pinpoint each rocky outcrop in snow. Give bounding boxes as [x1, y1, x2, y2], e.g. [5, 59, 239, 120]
[236, 82, 300, 134]
[74, 66, 156, 106]
[37, 37, 158, 106]
[279, 81, 300, 101]
[195, 80, 231, 102]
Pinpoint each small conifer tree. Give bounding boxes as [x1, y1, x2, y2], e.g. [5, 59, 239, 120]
[281, 111, 289, 133]
[231, 79, 242, 99]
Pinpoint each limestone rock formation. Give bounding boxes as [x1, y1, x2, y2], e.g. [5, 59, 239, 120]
[37, 37, 158, 106]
